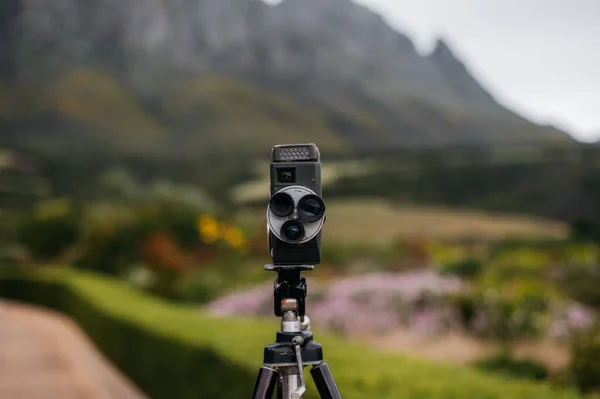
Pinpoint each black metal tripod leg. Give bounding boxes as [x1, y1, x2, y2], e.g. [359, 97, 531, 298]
[311, 363, 343, 399]
[252, 367, 278, 399]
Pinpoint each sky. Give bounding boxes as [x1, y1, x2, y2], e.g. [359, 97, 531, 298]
[352, 0, 600, 142]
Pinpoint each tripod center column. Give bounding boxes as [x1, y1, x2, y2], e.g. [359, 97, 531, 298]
[281, 299, 301, 332]
[280, 299, 302, 399]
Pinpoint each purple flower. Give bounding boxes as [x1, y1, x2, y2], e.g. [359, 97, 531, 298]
[547, 302, 596, 340]
[207, 269, 465, 337]
[567, 303, 595, 329]
[207, 281, 273, 317]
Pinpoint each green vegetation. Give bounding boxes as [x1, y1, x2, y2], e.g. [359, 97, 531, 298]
[49, 69, 166, 141]
[165, 76, 350, 152]
[440, 258, 483, 279]
[3, 68, 352, 156]
[0, 267, 586, 399]
[229, 146, 600, 246]
[18, 198, 80, 260]
[473, 351, 549, 382]
[570, 327, 600, 392]
[3, 133, 600, 396]
[315, 148, 600, 234]
[559, 264, 600, 309]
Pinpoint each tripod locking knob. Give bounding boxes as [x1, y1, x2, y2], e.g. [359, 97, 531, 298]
[300, 315, 311, 331]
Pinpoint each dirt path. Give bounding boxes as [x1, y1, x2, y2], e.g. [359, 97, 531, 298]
[0, 300, 148, 399]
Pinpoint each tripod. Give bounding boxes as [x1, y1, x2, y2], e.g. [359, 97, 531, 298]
[252, 265, 342, 399]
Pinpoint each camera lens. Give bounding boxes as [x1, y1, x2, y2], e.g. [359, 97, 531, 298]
[298, 195, 325, 222]
[281, 220, 304, 243]
[269, 192, 294, 217]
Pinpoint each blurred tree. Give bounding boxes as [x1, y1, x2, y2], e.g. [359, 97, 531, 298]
[559, 264, 600, 309]
[474, 351, 548, 382]
[570, 326, 600, 393]
[19, 199, 80, 261]
[141, 232, 190, 297]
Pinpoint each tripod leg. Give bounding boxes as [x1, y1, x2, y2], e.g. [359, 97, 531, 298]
[310, 363, 342, 399]
[252, 367, 278, 399]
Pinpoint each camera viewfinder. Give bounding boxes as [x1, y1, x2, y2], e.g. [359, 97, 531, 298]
[277, 167, 296, 184]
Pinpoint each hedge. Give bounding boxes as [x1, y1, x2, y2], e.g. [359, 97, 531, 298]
[0, 267, 585, 399]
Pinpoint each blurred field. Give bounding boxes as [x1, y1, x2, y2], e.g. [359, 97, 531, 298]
[238, 198, 568, 245]
[359, 329, 570, 372]
[230, 159, 376, 204]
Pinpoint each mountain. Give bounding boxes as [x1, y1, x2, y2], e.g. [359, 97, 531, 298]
[0, 0, 573, 156]
[0, 0, 19, 82]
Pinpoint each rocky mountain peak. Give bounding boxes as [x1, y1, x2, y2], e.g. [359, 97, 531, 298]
[427, 36, 518, 119]
[430, 38, 456, 60]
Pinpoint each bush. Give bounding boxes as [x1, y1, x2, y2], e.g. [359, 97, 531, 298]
[75, 203, 246, 272]
[136, 206, 201, 250]
[474, 351, 549, 381]
[449, 289, 549, 341]
[440, 257, 483, 279]
[170, 268, 234, 304]
[0, 268, 587, 399]
[75, 222, 141, 275]
[447, 293, 477, 328]
[559, 264, 600, 309]
[569, 326, 600, 393]
[19, 214, 79, 260]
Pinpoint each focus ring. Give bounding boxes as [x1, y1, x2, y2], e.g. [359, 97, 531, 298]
[297, 194, 326, 222]
[269, 192, 294, 217]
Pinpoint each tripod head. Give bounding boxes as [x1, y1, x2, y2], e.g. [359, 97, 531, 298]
[263, 264, 321, 367]
[265, 264, 314, 317]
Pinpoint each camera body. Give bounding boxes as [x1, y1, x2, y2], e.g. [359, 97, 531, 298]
[267, 144, 325, 265]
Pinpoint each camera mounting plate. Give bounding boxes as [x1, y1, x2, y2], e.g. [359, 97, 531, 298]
[264, 264, 315, 272]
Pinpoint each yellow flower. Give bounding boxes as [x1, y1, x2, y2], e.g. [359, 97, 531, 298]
[223, 226, 246, 249]
[35, 198, 72, 220]
[198, 215, 220, 243]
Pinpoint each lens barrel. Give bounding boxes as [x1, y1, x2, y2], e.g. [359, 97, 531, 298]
[269, 192, 294, 217]
[298, 194, 325, 222]
[280, 220, 305, 243]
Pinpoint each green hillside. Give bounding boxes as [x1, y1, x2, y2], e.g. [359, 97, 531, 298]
[2, 69, 351, 155]
[2, 67, 573, 158]
[161, 75, 350, 152]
